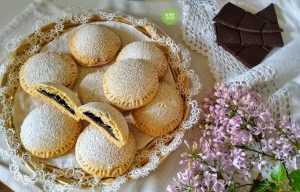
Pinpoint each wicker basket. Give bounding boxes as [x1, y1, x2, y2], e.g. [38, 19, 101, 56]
[0, 10, 201, 190]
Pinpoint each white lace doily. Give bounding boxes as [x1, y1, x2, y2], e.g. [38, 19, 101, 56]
[180, 0, 291, 119]
[0, 9, 201, 192]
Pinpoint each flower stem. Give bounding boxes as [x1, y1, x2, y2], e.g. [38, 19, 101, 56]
[283, 163, 296, 192]
[236, 145, 275, 160]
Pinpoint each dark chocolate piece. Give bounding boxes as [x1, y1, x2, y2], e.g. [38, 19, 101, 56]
[240, 31, 263, 46]
[215, 23, 240, 45]
[214, 3, 284, 68]
[262, 33, 284, 47]
[236, 47, 270, 68]
[83, 111, 119, 141]
[262, 22, 283, 33]
[257, 3, 283, 33]
[237, 12, 265, 32]
[263, 46, 273, 52]
[213, 2, 245, 28]
[257, 3, 278, 24]
[38, 89, 75, 115]
[222, 46, 241, 56]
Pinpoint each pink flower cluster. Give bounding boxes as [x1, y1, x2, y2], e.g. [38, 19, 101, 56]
[168, 84, 300, 192]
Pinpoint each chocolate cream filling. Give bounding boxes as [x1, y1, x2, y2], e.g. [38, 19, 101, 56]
[83, 111, 119, 141]
[38, 89, 75, 115]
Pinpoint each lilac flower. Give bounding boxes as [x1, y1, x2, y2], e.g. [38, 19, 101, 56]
[169, 83, 300, 192]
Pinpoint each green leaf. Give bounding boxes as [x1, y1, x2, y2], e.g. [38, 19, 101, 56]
[290, 170, 300, 191]
[270, 162, 287, 182]
[250, 179, 271, 192]
[290, 169, 300, 181]
[228, 182, 236, 192]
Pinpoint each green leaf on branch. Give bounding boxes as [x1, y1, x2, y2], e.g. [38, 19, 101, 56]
[228, 182, 235, 192]
[250, 179, 271, 192]
[270, 162, 287, 182]
[290, 169, 300, 191]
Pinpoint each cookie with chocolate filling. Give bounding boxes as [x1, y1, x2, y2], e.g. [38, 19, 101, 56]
[30, 83, 81, 121]
[103, 59, 159, 110]
[78, 102, 129, 147]
[75, 126, 136, 177]
[20, 105, 82, 158]
[19, 52, 78, 92]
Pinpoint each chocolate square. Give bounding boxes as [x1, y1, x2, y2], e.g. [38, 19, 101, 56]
[262, 23, 283, 33]
[257, 3, 278, 24]
[215, 23, 240, 45]
[237, 12, 265, 32]
[262, 33, 284, 47]
[213, 2, 245, 28]
[236, 47, 270, 68]
[240, 31, 263, 46]
[222, 46, 241, 56]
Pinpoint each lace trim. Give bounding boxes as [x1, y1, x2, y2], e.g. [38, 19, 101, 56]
[0, 9, 201, 192]
[180, 0, 294, 183]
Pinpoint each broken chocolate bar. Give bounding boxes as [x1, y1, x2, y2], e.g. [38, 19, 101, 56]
[213, 2, 284, 68]
[214, 2, 282, 33]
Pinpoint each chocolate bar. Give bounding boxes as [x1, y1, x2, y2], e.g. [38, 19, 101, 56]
[213, 2, 284, 68]
[213, 2, 282, 33]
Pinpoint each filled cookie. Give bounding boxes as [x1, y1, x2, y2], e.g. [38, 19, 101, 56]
[75, 126, 136, 177]
[29, 83, 81, 121]
[68, 24, 121, 66]
[20, 105, 82, 158]
[117, 41, 168, 79]
[78, 102, 129, 147]
[103, 59, 159, 110]
[77, 71, 110, 104]
[19, 52, 78, 92]
[131, 82, 184, 136]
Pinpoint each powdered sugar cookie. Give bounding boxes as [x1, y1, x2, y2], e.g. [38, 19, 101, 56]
[19, 52, 78, 92]
[75, 126, 136, 177]
[78, 102, 129, 147]
[103, 59, 159, 110]
[68, 25, 121, 66]
[20, 105, 82, 158]
[131, 82, 184, 136]
[117, 41, 168, 79]
[77, 71, 110, 104]
[30, 83, 81, 121]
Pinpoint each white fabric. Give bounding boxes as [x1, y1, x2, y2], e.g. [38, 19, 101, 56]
[0, 0, 210, 191]
[181, 0, 300, 122]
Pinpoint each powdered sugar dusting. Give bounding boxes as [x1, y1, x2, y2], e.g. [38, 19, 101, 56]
[77, 71, 110, 104]
[104, 59, 158, 100]
[117, 41, 168, 78]
[20, 105, 81, 156]
[76, 126, 136, 168]
[71, 24, 121, 58]
[131, 82, 184, 135]
[21, 52, 77, 87]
